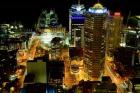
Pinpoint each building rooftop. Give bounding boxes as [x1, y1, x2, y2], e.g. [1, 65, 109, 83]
[135, 16, 140, 19]
[93, 3, 104, 9]
[88, 3, 108, 14]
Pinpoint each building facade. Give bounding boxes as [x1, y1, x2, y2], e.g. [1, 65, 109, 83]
[106, 12, 123, 56]
[37, 10, 59, 29]
[83, 3, 108, 78]
[121, 28, 140, 48]
[69, 4, 86, 48]
[0, 23, 29, 50]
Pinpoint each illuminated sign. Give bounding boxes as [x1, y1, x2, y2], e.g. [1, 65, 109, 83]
[88, 8, 108, 14]
[71, 16, 85, 19]
[114, 12, 121, 16]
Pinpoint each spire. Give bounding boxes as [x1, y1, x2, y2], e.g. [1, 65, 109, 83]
[126, 11, 131, 27]
[78, 0, 80, 5]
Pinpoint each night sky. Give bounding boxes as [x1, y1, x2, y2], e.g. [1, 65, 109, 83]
[0, 0, 139, 28]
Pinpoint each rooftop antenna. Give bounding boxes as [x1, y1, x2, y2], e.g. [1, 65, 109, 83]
[78, 0, 80, 5]
[126, 11, 131, 27]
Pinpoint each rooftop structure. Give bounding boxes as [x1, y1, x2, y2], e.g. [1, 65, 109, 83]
[37, 10, 60, 29]
[88, 3, 108, 14]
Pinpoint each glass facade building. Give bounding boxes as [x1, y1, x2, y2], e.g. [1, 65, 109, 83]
[83, 3, 109, 78]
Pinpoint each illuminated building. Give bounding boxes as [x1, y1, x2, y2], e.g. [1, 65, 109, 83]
[36, 10, 68, 60]
[83, 3, 109, 78]
[69, 3, 86, 48]
[36, 9, 68, 48]
[0, 50, 18, 86]
[0, 24, 29, 50]
[106, 12, 123, 56]
[121, 28, 140, 48]
[34, 27, 67, 60]
[39, 27, 66, 45]
[37, 10, 59, 29]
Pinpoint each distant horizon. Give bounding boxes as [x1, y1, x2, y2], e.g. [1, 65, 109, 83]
[0, 0, 139, 28]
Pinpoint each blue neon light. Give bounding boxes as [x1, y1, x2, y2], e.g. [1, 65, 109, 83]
[71, 17, 85, 19]
[88, 8, 108, 14]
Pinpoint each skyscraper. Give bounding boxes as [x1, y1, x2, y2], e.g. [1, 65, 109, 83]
[83, 3, 108, 79]
[106, 12, 123, 56]
[69, 3, 86, 48]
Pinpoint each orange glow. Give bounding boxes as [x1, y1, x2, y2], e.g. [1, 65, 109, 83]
[114, 12, 121, 16]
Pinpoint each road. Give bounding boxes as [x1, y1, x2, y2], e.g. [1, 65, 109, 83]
[105, 58, 128, 93]
[16, 34, 40, 92]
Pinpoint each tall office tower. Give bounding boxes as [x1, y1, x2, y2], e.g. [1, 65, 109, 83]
[69, 3, 86, 48]
[84, 3, 109, 79]
[106, 12, 123, 56]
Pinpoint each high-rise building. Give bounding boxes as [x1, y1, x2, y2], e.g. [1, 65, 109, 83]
[83, 3, 109, 79]
[121, 28, 140, 48]
[69, 4, 86, 48]
[106, 12, 123, 56]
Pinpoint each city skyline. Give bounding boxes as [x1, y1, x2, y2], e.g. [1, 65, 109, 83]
[0, 0, 139, 28]
[0, 0, 140, 93]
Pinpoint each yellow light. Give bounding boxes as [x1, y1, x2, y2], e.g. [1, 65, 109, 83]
[10, 87, 15, 92]
[114, 12, 121, 16]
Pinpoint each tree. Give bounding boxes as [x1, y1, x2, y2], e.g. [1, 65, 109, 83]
[51, 37, 64, 48]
